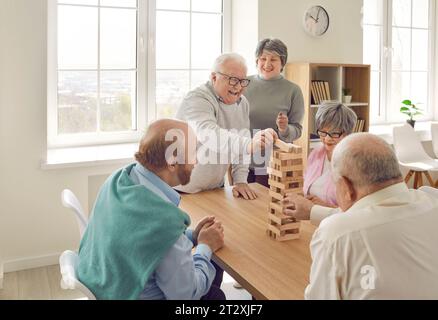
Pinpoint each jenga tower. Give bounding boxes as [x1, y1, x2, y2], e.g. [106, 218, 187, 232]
[267, 140, 304, 241]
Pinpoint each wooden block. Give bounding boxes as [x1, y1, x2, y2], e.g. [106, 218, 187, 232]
[270, 158, 303, 167]
[268, 213, 295, 225]
[273, 151, 303, 161]
[276, 233, 300, 241]
[268, 220, 301, 232]
[268, 179, 304, 190]
[274, 139, 295, 152]
[269, 190, 284, 201]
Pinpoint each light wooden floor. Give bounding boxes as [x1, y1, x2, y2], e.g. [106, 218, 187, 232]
[0, 266, 251, 300]
[0, 265, 85, 300]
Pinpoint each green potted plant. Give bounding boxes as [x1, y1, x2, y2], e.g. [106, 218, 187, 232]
[400, 100, 423, 128]
[342, 88, 352, 104]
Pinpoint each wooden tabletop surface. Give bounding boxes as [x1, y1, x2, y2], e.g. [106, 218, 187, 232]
[179, 183, 317, 300]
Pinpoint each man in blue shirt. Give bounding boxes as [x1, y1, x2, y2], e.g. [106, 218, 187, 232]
[78, 119, 225, 300]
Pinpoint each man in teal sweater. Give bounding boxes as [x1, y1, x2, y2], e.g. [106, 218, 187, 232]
[78, 119, 225, 300]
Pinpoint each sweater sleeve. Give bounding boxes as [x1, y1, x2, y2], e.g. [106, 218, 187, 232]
[279, 85, 305, 143]
[178, 94, 251, 163]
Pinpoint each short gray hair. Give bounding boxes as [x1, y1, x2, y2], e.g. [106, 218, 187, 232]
[255, 38, 288, 70]
[332, 133, 403, 188]
[212, 53, 247, 73]
[315, 102, 357, 135]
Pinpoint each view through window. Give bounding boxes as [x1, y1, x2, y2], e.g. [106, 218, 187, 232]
[363, 0, 434, 123]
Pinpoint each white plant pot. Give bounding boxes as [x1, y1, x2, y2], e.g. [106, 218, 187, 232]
[343, 95, 352, 104]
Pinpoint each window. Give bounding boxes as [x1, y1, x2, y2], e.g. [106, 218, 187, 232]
[363, 0, 435, 124]
[48, 0, 228, 148]
[154, 0, 228, 119]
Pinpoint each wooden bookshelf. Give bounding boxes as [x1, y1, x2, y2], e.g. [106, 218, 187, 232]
[285, 62, 371, 166]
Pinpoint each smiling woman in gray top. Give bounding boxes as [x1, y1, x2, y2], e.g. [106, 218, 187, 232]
[244, 38, 305, 187]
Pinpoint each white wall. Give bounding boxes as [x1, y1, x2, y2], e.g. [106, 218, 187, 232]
[258, 0, 363, 63]
[231, 0, 259, 75]
[0, 0, 127, 271]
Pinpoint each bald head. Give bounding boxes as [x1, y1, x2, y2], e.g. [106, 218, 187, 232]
[135, 119, 196, 171]
[332, 133, 403, 188]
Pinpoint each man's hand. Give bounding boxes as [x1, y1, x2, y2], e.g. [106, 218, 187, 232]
[247, 128, 278, 154]
[276, 112, 289, 135]
[232, 183, 257, 200]
[306, 195, 337, 208]
[193, 216, 215, 243]
[281, 193, 314, 220]
[197, 221, 225, 252]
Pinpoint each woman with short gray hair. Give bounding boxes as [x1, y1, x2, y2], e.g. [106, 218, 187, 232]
[305, 102, 357, 205]
[244, 38, 305, 187]
[282, 103, 358, 224]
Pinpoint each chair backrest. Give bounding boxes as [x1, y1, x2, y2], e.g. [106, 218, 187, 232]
[393, 124, 432, 163]
[431, 123, 438, 158]
[59, 250, 96, 300]
[61, 189, 88, 237]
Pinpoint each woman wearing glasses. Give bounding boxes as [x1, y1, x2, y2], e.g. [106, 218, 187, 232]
[244, 38, 304, 186]
[282, 102, 357, 225]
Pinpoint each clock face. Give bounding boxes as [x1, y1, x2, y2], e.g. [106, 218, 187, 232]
[304, 5, 329, 36]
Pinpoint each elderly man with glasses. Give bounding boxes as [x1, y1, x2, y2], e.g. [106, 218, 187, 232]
[175, 53, 277, 200]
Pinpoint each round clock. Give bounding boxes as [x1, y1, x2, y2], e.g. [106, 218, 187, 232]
[303, 5, 330, 36]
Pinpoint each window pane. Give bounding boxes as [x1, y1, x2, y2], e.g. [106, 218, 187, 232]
[363, 0, 382, 25]
[100, 71, 136, 132]
[411, 29, 429, 71]
[412, 0, 429, 28]
[100, 0, 137, 7]
[156, 0, 190, 10]
[192, 0, 222, 13]
[58, 0, 98, 5]
[58, 6, 98, 69]
[390, 71, 411, 122]
[58, 71, 97, 134]
[363, 25, 381, 71]
[392, 27, 411, 71]
[156, 71, 190, 119]
[192, 13, 222, 69]
[100, 8, 137, 69]
[370, 71, 381, 120]
[156, 11, 190, 69]
[411, 72, 428, 114]
[392, 0, 411, 27]
[191, 70, 210, 89]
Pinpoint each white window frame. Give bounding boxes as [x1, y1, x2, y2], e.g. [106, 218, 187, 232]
[364, 0, 436, 124]
[48, 0, 230, 148]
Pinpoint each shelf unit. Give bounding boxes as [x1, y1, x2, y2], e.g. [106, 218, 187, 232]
[285, 62, 371, 166]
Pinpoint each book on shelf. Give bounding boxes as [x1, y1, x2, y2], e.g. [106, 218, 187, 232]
[311, 80, 331, 104]
[353, 119, 365, 133]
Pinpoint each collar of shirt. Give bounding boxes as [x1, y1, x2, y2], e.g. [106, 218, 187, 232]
[257, 74, 284, 81]
[346, 182, 409, 214]
[206, 81, 242, 105]
[133, 163, 181, 206]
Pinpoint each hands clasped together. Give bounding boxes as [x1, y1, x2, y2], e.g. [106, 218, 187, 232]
[194, 216, 225, 252]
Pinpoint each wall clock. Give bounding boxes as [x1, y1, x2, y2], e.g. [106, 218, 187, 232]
[303, 5, 330, 37]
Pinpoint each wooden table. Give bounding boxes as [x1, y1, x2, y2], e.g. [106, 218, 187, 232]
[180, 183, 317, 300]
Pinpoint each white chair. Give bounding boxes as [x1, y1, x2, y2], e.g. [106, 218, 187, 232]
[61, 189, 88, 237]
[393, 124, 438, 188]
[59, 250, 96, 300]
[419, 186, 438, 197]
[432, 123, 438, 159]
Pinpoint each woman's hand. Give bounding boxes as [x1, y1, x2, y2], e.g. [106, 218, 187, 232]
[276, 112, 289, 135]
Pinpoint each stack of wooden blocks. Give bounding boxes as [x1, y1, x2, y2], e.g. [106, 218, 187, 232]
[267, 140, 304, 241]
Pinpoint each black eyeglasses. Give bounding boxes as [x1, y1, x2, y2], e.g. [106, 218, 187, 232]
[317, 129, 343, 139]
[216, 72, 251, 87]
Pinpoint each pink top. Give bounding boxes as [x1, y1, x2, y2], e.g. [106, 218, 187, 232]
[303, 145, 338, 206]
